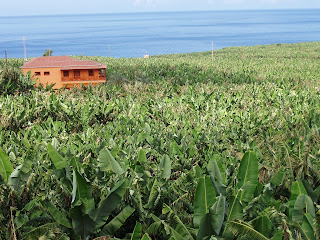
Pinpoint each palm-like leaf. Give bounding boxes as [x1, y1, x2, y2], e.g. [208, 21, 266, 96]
[194, 176, 216, 232]
[101, 205, 135, 235]
[131, 222, 142, 240]
[238, 151, 259, 203]
[159, 155, 171, 179]
[289, 181, 307, 220]
[47, 143, 67, 170]
[21, 223, 58, 240]
[293, 215, 316, 240]
[315, 210, 320, 240]
[0, 149, 13, 183]
[98, 148, 123, 175]
[228, 219, 269, 240]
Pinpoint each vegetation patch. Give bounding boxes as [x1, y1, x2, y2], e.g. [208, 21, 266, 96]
[0, 42, 320, 239]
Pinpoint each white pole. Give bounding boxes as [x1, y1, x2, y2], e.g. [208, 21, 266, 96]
[211, 41, 214, 65]
[22, 37, 27, 61]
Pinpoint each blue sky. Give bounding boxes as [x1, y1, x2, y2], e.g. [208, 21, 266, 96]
[2, 0, 320, 16]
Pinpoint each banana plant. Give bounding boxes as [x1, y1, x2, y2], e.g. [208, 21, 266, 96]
[222, 163, 320, 240]
[150, 151, 295, 240]
[143, 152, 259, 240]
[128, 150, 174, 224]
[222, 151, 259, 239]
[289, 181, 318, 240]
[0, 142, 133, 240]
[123, 222, 152, 240]
[0, 148, 44, 239]
[43, 143, 134, 239]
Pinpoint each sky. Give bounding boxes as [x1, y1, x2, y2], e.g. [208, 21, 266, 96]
[2, 0, 320, 16]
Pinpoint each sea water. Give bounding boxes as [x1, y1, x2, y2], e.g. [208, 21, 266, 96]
[0, 9, 319, 58]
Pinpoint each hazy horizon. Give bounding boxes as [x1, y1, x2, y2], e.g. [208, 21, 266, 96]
[2, 0, 320, 17]
[1, 7, 320, 18]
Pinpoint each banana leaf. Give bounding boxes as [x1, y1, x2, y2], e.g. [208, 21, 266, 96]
[47, 143, 68, 170]
[194, 176, 216, 232]
[292, 194, 315, 223]
[228, 219, 269, 240]
[131, 222, 142, 240]
[90, 179, 128, 229]
[101, 205, 135, 235]
[71, 170, 91, 206]
[43, 201, 72, 228]
[207, 159, 226, 196]
[289, 181, 307, 220]
[0, 149, 13, 183]
[237, 151, 258, 203]
[252, 215, 273, 238]
[70, 206, 95, 238]
[159, 155, 171, 179]
[98, 148, 123, 175]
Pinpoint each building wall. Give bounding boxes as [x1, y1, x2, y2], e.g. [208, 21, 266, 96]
[61, 69, 105, 82]
[22, 67, 63, 88]
[22, 68, 106, 89]
[61, 69, 106, 89]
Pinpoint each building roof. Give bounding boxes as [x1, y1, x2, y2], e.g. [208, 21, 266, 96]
[20, 56, 107, 69]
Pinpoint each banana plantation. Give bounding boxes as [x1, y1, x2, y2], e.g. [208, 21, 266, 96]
[1, 42, 320, 239]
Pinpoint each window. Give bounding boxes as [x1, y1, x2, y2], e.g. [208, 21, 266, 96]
[74, 70, 80, 77]
[35, 72, 41, 76]
[44, 72, 50, 76]
[63, 71, 69, 77]
[89, 70, 94, 76]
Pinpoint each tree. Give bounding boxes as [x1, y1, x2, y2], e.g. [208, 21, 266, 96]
[43, 49, 53, 56]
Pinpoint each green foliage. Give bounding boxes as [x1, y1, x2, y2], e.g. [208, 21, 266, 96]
[238, 151, 258, 203]
[228, 219, 269, 240]
[159, 154, 171, 179]
[193, 176, 216, 233]
[1, 42, 320, 239]
[207, 158, 226, 196]
[42, 201, 72, 228]
[252, 215, 273, 238]
[131, 222, 142, 240]
[90, 179, 128, 229]
[101, 205, 135, 235]
[98, 148, 123, 175]
[47, 142, 68, 170]
[289, 181, 308, 220]
[43, 49, 53, 56]
[0, 60, 35, 95]
[0, 149, 13, 183]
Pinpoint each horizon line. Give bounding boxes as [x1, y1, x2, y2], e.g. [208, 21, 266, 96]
[1, 7, 319, 18]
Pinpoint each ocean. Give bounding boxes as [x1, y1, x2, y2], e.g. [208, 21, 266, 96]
[0, 9, 320, 58]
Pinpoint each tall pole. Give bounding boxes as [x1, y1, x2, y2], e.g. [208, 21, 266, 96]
[22, 37, 27, 61]
[211, 41, 214, 65]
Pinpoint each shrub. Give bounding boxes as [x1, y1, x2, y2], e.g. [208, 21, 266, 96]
[0, 60, 35, 95]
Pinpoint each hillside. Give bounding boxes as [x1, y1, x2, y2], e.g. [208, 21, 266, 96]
[1, 42, 320, 239]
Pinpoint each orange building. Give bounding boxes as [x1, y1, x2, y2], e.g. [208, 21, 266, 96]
[20, 56, 107, 89]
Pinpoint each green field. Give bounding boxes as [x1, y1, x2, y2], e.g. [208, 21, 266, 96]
[1, 42, 320, 239]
